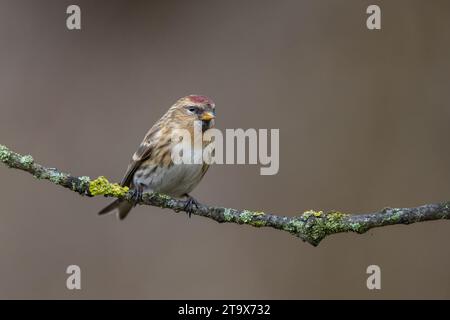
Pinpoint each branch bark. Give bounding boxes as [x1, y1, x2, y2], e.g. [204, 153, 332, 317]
[1, 144, 449, 246]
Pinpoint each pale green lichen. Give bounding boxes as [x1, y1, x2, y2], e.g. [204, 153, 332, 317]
[79, 176, 90, 187]
[350, 222, 362, 232]
[252, 211, 265, 216]
[284, 218, 305, 234]
[49, 172, 65, 184]
[19, 155, 34, 168]
[72, 176, 90, 192]
[248, 220, 266, 227]
[223, 208, 233, 222]
[379, 207, 402, 224]
[239, 210, 254, 223]
[321, 211, 349, 233]
[235, 210, 266, 226]
[302, 210, 324, 219]
[0, 145, 11, 163]
[155, 193, 171, 200]
[383, 210, 402, 224]
[223, 209, 265, 225]
[89, 176, 129, 197]
[285, 210, 350, 245]
[248, 211, 267, 227]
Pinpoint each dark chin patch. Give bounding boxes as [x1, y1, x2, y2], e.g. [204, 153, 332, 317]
[202, 120, 211, 132]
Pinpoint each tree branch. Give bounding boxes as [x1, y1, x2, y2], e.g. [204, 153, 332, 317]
[1, 144, 449, 246]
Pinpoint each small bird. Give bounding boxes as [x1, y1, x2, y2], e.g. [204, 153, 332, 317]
[98, 95, 216, 220]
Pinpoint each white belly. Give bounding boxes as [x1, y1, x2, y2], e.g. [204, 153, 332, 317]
[134, 163, 206, 198]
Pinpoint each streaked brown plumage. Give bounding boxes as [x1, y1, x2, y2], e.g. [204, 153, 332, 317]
[99, 95, 216, 220]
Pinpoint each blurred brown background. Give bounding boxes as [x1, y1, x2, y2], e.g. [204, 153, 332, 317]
[0, 0, 450, 299]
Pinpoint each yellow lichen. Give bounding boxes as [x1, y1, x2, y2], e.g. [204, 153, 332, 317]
[89, 176, 129, 197]
[252, 211, 265, 216]
[302, 210, 323, 218]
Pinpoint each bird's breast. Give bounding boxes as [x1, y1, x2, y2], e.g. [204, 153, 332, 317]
[133, 161, 208, 198]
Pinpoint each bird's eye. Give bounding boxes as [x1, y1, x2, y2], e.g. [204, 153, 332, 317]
[187, 106, 198, 113]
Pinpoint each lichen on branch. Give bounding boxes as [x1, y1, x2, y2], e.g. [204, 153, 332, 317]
[89, 176, 129, 197]
[1, 143, 449, 246]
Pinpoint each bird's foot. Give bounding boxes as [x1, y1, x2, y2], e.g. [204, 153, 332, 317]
[183, 194, 199, 218]
[130, 185, 144, 207]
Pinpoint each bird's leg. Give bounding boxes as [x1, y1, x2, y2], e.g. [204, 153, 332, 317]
[183, 194, 200, 218]
[130, 183, 145, 207]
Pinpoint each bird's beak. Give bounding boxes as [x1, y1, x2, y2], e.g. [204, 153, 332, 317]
[200, 111, 215, 121]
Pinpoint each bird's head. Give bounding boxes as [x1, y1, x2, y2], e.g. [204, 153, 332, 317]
[171, 95, 216, 132]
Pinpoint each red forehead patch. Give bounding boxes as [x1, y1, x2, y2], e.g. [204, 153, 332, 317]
[188, 95, 213, 105]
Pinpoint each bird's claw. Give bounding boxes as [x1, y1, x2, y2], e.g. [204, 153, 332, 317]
[183, 196, 199, 218]
[130, 187, 143, 207]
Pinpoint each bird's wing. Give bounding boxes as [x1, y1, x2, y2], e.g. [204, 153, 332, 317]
[120, 126, 159, 187]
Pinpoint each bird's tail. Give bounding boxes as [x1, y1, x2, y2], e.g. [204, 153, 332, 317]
[98, 199, 133, 220]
